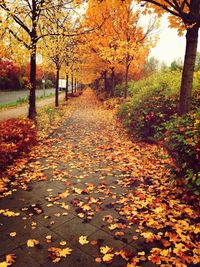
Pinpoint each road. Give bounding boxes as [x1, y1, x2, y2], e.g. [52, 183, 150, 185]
[0, 88, 56, 104]
[0, 92, 64, 121]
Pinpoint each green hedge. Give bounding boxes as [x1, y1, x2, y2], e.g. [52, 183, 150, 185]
[118, 71, 199, 140]
[118, 70, 200, 193]
[164, 110, 200, 193]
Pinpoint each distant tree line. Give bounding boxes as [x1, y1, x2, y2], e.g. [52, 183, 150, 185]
[0, 58, 56, 91]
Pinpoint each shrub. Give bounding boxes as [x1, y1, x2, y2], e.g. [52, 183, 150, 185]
[115, 84, 125, 97]
[118, 70, 199, 141]
[45, 79, 53, 88]
[164, 110, 200, 194]
[0, 119, 37, 170]
[118, 70, 200, 193]
[43, 107, 56, 124]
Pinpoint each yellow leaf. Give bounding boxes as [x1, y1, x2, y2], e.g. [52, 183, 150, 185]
[74, 188, 83, 194]
[0, 262, 8, 267]
[9, 232, 16, 237]
[27, 239, 39, 247]
[100, 246, 112, 254]
[52, 258, 61, 263]
[138, 251, 145, 256]
[79, 236, 89, 245]
[0, 209, 20, 217]
[60, 241, 67, 246]
[59, 247, 72, 257]
[102, 253, 114, 262]
[59, 190, 70, 199]
[108, 224, 118, 230]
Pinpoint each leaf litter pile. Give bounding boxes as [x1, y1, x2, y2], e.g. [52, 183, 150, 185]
[0, 89, 199, 267]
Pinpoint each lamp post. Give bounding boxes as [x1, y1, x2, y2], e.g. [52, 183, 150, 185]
[42, 71, 45, 96]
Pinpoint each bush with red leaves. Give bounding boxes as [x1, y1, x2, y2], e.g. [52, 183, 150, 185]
[0, 119, 37, 170]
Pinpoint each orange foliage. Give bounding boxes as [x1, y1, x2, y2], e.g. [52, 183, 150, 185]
[78, 0, 156, 85]
[0, 119, 37, 170]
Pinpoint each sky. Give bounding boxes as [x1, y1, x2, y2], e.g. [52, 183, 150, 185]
[149, 16, 200, 65]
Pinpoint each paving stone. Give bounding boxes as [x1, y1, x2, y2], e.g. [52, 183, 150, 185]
[87, 229, 126, 252]
[6, 247, 42, 267]
[34, 207, 75, 230]
[0, 237, 20, 256]
[30, 181, 65, 197]
[53, 217, 99, 245]
[0, 194, 29, 209]
[90, 209, 121, 230]
[6, 220, 57, 247]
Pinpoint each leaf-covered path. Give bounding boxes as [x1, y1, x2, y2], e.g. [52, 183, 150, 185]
[0, 89, 199, 267]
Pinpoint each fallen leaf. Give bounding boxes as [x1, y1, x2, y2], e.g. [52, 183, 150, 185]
[79, 236, 89, 245]
[9, 232, 16, 237]
[91, 240, 98, 245]
[95, 258, 102, 263]
[60, 241, 67, 246]
[27, 239, 39, 247]
[102, 253, 114, 263]
[59, 247, 73, 257]
[100, 246, 113, 254]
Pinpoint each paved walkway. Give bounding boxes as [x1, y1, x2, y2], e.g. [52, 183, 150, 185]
[0, 93, 64, 121]
[0, 89, 199, 267]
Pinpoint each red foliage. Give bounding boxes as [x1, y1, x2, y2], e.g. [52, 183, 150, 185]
[0, 119, 37, 170]
[0, 59, 22, 79]
[132, 68, 145, 81]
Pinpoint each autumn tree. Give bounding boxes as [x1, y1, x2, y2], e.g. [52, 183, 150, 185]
[0, 0, 82, 120]
[137, 0, 200, 114]
[82, 0, 156, 97]
[40, 5, 74, 107]
[108, 1, 157, 98]
[80, 0, 119, 95]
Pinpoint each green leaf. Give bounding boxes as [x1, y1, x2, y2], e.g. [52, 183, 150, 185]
[196, 178, 200, 186]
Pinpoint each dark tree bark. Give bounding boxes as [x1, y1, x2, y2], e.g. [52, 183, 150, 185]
[28, 0, 38, 121]
[65, 73, 69, 101]
[71, 74, 74, 95]
[179, 25, 199, 115]
[55, 68, 59, 107]
[110, 67, 115, 97]
[104, 71, 108, 94]
[95, 79, 99, 90]
[28, 42, 37, 121]
[124, 64, 130, 99]
[74, 78, 77, 93]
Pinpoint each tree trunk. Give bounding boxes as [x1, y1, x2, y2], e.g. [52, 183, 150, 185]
[111, 68, 115, 97]
[65, 73, 68, 101]
[104, 71, 108, 94]
[124, 64, 129, 99]
[179, 25, 199, 115]
[95, 79, 99, 90]
[28, 43, 37, 121]
[55, 68, 59, 107]
[71, 74, 74, 95]
[75, 78, 77, 93]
